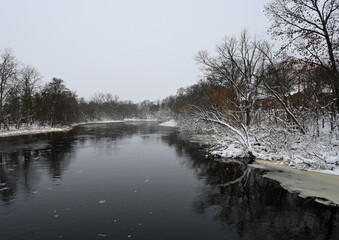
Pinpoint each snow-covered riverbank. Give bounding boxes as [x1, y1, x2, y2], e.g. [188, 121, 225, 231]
[197, 133, 339, 176]
[250, 160, 339, 206]
[189, 131, 339, 206]
[0, 119, 145, 138]
[0, 126, 72, 137]
[159, 120, 178, 127]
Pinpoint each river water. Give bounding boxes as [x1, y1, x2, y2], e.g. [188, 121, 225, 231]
[0, 122, 338, 240]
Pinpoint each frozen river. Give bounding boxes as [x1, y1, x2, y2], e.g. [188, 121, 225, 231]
[0, 122, 338, 239]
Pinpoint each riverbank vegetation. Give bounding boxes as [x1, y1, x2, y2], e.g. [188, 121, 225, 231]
[0, 0, 338, 172]
[169, 0, 339, 171]
[0, 52, 174, 130]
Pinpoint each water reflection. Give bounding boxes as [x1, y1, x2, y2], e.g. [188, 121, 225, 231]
[161, 131, 339, 239]
[0, 132, 76, 204]
[0, 123, 337, 239]
[0, 122, 165, 205]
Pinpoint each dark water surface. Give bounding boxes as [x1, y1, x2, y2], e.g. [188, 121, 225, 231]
[0, 122, 338, 240]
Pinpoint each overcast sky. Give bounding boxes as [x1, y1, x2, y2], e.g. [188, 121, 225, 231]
[0, 0, 271, 102]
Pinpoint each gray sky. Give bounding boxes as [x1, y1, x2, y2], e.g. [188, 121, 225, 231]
[0, 0, 271, 102]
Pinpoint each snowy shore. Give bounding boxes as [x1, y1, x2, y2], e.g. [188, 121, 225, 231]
[0, 119, 138, 138]
[0, 126, 72, 138]
[251, 160, 339, 206]
[198, 133, 339, 176]
[158, 120, 178, 127]
[188, 130, 339, 206]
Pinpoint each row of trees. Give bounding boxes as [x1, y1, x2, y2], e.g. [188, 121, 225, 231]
[0, 49, 173, 129]
[163, 0, 338, 162]
[0, 49, 84, 129]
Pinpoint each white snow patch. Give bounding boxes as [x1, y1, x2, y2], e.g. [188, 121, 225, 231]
[197, 127, 339, 176]
[124, 118, 157, 122]
[0, 126, 70, 138]
[251, 160, 339, 206]
[0, 120, 124, 138]
[159, 120, 177, 127]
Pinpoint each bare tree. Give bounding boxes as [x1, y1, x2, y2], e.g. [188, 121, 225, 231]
[265, 0, 339, 111]
[19, 65, 41, 124]
[195, 30, 268, 127]
[0, 49, 18, 129]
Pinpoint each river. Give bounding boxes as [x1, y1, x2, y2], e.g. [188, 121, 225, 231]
[0, 122, 338, 239]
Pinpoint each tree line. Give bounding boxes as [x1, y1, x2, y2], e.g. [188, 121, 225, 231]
[161, 0, 338, 162]
[0, 49, 174, 130]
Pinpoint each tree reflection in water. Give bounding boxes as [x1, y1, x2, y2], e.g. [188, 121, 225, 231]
[161, 131, 338, 240]
[0, 132, 77, 204]
[0, 122, 161, 205]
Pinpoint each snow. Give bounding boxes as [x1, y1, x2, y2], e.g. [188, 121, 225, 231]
[123, 118, 157, 122]
[251, 160, 339, 206]
[0, 126, 71, 138]
[192, 123, 339, 176]
[159, 120, 177, 127]
[0, 119, 158, 138]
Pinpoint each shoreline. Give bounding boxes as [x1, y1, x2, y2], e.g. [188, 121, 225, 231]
[186, 133, 339, 177]
[0, 119, 153, 138]
[250, 159, 339, 206]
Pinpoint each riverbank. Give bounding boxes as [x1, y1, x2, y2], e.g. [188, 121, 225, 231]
[250, 160, 339, 206]
[159, 119, 178, 127]
[183, 127, 339, 206]
[183, 129, 339, 176]
[0, 119, 145, 138]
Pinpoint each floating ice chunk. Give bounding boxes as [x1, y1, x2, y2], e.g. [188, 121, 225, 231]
[54, 215, 59, 218]
[0, 187, 9, 191]
[128, 235, 132, 238]
[98, 234, 107, 237]
[144, 179, 150, 183]
[99, 200, 106, 204]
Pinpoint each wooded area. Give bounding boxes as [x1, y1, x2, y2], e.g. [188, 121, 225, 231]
[0, 1, 337, 168]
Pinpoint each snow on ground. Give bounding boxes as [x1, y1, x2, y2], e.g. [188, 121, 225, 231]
[0, 118, 176, 138]
[159, 120, 177, 127]
[193, 129, 339, 176]
[0, 126, 71, 137]
[250, 160, 339, 206]
[0, 119, 160, 138]
[76, 120, 124, 126]
[123, 118, 158, 122]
